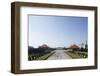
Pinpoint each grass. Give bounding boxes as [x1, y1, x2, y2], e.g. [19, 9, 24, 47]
[28, 51, 55, 60]
[64, 51, 88, 59]
[37, 52, 55, 60]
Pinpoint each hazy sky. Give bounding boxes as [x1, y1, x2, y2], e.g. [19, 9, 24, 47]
[29, 15, 88, 48]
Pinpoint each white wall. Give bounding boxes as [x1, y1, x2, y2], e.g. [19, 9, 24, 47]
[0, 0, 100, 76]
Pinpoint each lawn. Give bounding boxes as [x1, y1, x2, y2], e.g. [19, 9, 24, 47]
[29, 51, 55, 60]
[37, 51, 55, 60]
[64, 51, 88, 59]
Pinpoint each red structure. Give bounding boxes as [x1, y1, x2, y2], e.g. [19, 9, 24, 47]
[68, 44, 80, 51]
[39, 44, 49, 48]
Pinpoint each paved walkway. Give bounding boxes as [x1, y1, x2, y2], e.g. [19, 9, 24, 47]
[48, 50, 72, 60]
